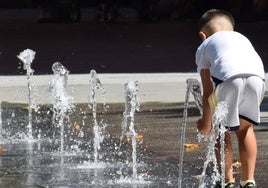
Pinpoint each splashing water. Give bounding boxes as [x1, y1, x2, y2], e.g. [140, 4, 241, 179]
[89, 69, 106, 163]
[121, 81, 140, 179]
[0, 102, 2, 139]
[50, 62, 74, 153]
[17, 49, 36, 76]
[216, 102, 228, 188]
[178, 78, 203, 188]
[198, 101, 228, 188]
[120, 81, 140, 145]
[178, 78, 228, 188]
[17, 49, 37, 139]
[188, 79, 203, 114]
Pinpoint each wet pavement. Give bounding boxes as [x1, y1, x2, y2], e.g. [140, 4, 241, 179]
[0, 74, 267, 188]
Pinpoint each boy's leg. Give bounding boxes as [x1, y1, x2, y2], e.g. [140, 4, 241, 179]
[236, 118, 257, 181]
[215, 131, 235, 182]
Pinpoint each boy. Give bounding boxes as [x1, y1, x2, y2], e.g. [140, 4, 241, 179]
[195, 9, 265, 188]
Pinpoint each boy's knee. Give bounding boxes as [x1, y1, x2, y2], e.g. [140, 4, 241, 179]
[236, 119, 254, 136]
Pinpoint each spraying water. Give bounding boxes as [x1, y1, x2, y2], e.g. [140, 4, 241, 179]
[178, 78, 228, 188]
[89, 69, 106, 163]
[50, 62, 74, 153]
[178, 78, 203, 188]
[17, 49, 36, 139]
[120, 81, 140, 145]
[215, 102, 228, 188]
[121, 81, 140, 179]
[198, 101, 228, 188]
[0, 102, 2, 139]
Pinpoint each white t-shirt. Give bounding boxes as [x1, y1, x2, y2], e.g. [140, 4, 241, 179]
[196, 31, 265, 81]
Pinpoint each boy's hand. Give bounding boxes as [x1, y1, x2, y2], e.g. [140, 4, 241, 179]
[197, 118, 212, 135]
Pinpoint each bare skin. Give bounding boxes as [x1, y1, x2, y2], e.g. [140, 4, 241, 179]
[214, 119, 257, 183]
[197, 69, 213, 135]
[236, 119, 257, 181]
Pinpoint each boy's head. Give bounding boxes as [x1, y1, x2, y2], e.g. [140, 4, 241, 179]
[199, 9, 235, 41]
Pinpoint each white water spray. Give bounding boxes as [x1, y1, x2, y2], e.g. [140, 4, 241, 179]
[198, 101, 228, 188]
[89, 69, 106, 163]
[178, 78, 228, 188]
[17, 49, 36, 139]
[50, 62, 74, 153]
[0, 102, 2, 139]
[178, 78, 203, 188]
[122, 81, 140, 179]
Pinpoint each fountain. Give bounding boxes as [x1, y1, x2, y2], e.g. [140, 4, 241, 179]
[50, 62, 74, 153]
[0, 102, 2, 139]
[121, 80, 140, 179]
[1, 50, 251, 187]
[178, 78, 229, 188]
[198, 101, 228, 188]
[178, 78, 203, 188]
[17, 49, 37, 139]
[0, 74, 216, 187]
[89, 69, 107, 164]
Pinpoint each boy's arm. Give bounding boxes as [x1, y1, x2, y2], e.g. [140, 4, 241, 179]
[197, 69, 214, 135]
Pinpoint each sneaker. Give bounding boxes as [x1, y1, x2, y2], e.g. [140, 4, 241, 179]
[215, 181, 235, 188]
[240, 182, 257, 188]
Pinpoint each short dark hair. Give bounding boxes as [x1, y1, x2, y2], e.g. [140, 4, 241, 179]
[199, 9, 235, 30]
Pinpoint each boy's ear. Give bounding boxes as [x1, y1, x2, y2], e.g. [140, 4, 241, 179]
[199, 31, 207, 41]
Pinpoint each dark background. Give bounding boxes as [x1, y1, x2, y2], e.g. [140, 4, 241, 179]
[0, 0, 267, 75]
